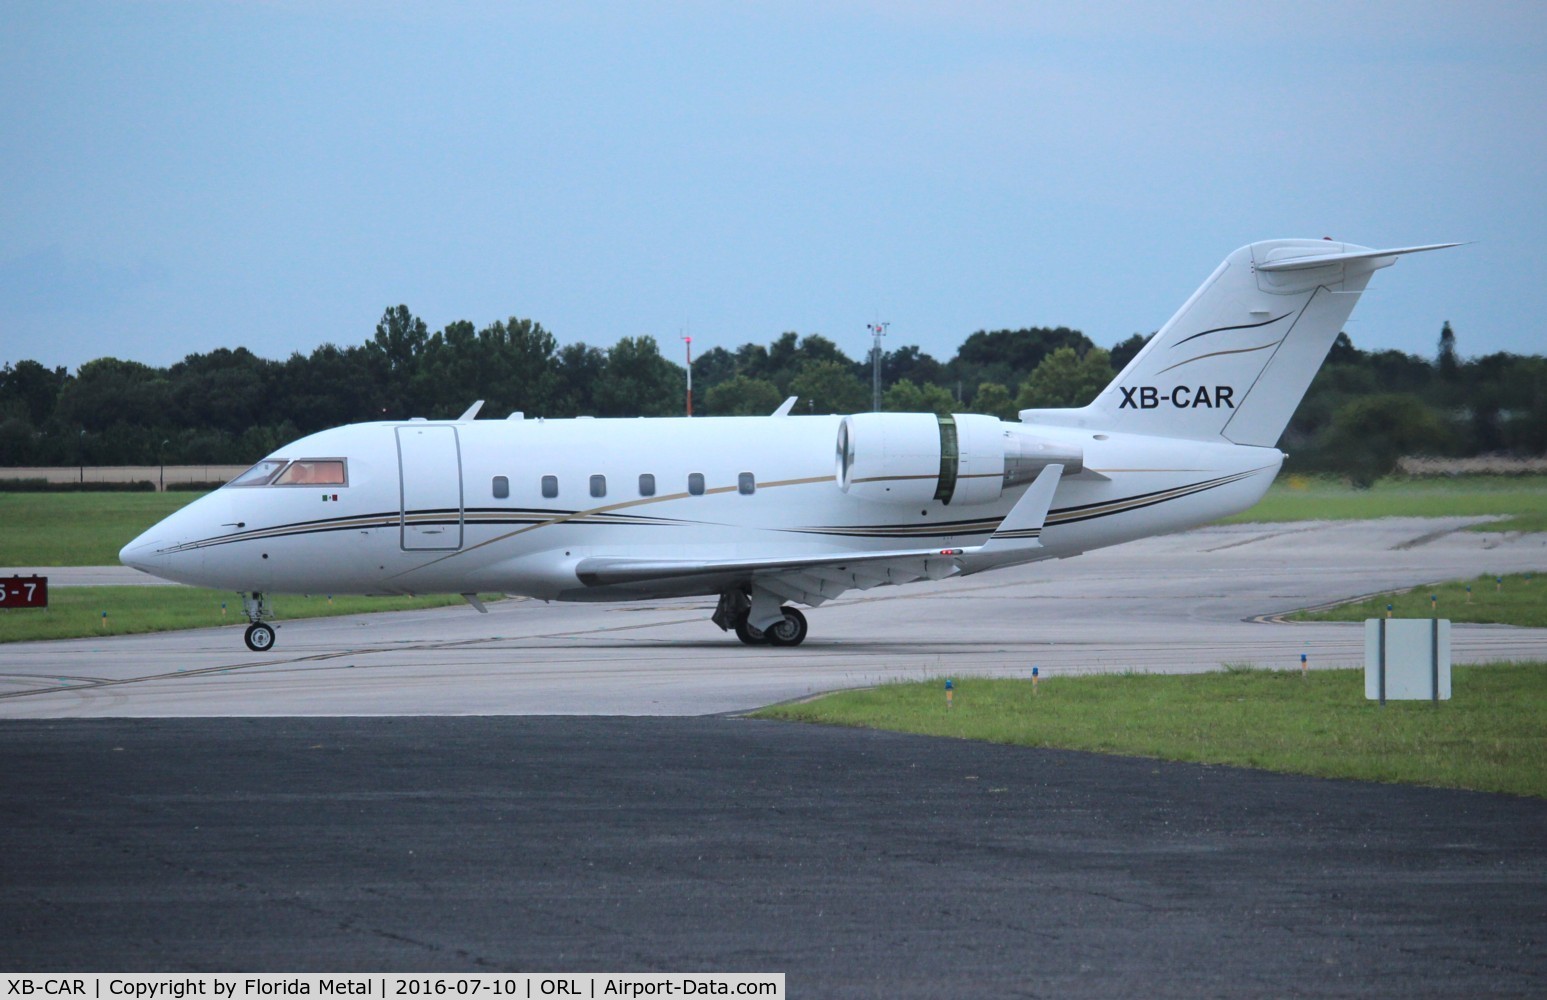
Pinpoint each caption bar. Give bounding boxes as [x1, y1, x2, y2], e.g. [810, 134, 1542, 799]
[2, 976, 782, 1000]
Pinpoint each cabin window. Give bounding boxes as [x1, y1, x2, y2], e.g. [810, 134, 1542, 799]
[638, 473, 656, 497]
[590, 474, 607, 498]
[738, 472, 756, 495]
[273, 459, 348, 487]
[541, 475, 558, 499]
[492, 476, 509, 499]
[688, 472, 705, 496]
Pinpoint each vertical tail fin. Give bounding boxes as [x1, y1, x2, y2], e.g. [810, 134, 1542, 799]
[1019, 240, 1458, 446]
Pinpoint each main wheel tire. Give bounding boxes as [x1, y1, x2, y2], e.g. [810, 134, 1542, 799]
[244, 622, 276, 652]
[766, 606, 808, 647]
[734, 616, 769, 646]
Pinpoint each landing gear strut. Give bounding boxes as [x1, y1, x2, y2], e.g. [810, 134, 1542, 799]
[241, 592, 277, 652]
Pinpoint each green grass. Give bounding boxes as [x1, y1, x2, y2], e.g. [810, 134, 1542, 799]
[1291, 572, 1547, 628]
[0, 492, 198, 565]
[0, 586, 503, 643]
[755, 663, 1547, 798]
[1222, 474, 1547, 532]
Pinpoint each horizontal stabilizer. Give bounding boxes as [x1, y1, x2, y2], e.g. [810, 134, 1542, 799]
[1255, 242, 1462, 272]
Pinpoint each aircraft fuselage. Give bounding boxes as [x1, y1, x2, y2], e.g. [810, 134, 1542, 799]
[121, 414, 1278, 602]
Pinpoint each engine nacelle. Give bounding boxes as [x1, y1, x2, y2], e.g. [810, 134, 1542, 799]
[836, 412, 1083, 506]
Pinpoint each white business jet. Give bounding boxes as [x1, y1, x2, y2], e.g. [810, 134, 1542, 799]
[121, 239, 1455, 652]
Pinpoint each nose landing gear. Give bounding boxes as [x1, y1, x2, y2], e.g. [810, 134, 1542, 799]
[244, 621, 276, 652]
[241, 592, 277, 652]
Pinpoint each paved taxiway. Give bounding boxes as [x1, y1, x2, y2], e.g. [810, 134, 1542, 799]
[1, 517, 1544, 717]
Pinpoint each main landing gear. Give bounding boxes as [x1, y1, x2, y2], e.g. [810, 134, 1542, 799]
[713, 589, 809, 647]
[734, 606, 808, 646]
[241, 591, 277, 652]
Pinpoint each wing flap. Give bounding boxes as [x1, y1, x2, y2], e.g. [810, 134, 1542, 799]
[574, 545, 966, 588]
[572, 545, 966, 612]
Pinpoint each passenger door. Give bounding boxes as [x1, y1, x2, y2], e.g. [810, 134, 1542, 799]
[396, 425, 464, 550]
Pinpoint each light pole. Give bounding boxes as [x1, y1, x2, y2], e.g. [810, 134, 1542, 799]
[680, 334, 693, 417]
[159, 439, 169, 492]
[867, 321, 889, 411]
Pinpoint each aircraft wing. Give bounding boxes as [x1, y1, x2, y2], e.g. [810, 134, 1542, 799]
[572, 465, 1066, 607]
[574, 546, 970, 606]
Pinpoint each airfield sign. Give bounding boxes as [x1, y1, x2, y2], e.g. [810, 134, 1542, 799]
[0, 575, 48, 609]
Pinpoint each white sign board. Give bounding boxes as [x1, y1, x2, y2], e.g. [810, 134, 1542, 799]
[1365, 618, 1450, 702]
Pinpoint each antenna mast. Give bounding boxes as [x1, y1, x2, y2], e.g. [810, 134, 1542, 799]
[680, 331, 693, 417]
[867, 321, 889, 412]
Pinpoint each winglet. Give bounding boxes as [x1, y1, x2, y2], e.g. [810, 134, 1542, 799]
[975, 463, 1063, 555]
[458, 400, 485, 421]
[772, 396, 798, 417]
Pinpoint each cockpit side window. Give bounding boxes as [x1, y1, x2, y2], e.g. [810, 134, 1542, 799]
[273, 459, 348, 487]
[226, 459, 288, 488]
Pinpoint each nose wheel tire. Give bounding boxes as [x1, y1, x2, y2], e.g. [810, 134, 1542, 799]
[244, 622, 276, 652]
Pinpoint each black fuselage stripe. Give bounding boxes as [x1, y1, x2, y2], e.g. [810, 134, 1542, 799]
[1046, 473, 1251, 526]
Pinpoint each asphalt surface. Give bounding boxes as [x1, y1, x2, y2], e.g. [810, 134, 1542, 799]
[2, 716, 1543, 997]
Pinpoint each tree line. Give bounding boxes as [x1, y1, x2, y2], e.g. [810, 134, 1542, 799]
[1, 306, 1542, 482]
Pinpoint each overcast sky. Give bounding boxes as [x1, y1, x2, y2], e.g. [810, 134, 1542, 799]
[3, 1, 1543, 374]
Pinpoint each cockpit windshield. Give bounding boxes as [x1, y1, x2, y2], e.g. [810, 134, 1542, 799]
[225, 458, 348, 488]
[226, 459, 288, 488]
[273, 459, 348, 486]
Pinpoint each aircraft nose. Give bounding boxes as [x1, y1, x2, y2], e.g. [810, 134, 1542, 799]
[119, 495, 230, 585]
[119, 529, 165, 574]
[120, 526, 210, 585]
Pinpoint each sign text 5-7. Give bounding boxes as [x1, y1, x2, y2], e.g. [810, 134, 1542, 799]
[0, 576, 48, 609]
